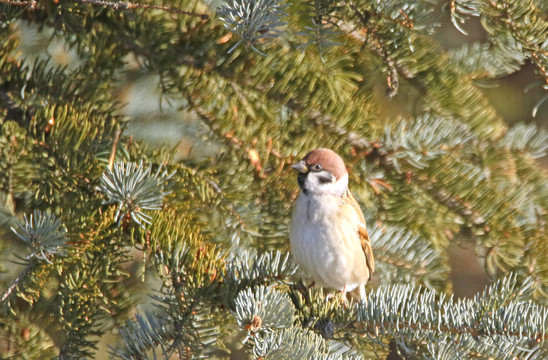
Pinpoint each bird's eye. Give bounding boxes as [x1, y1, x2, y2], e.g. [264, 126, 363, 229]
[312, 164, 322, 171]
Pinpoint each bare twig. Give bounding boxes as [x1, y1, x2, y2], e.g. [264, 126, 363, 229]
[0, 0, 37, 8]
[108, 128, 122, 171]
[0, 0, 210, 19]
[77, 0, 209, 19]
[1, 263, 35, 302]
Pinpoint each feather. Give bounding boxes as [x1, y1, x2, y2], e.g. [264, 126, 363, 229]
[346, 190, 375, 280]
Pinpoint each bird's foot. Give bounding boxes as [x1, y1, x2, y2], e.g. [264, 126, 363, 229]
[325, 286, 348, 307]
[340, 285, 349, 308]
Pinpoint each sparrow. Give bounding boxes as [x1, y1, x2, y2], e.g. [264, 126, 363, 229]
[290, 148, 374, 301]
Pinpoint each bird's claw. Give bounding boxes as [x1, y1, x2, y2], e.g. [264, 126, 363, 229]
[325, 291, 349, 307]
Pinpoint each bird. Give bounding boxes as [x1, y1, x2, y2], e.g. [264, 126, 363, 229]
[289, 148, 374, 301]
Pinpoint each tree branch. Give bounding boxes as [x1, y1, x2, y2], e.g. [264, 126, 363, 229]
[1, 263, 37, 302]
[0, 0, 210, 19]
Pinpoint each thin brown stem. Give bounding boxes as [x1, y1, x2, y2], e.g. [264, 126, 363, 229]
[77, 0, 209, 19]
[108, 128, 122, 171]
[1, 263, 36, 302]
[0, 0, 210, 19]
[0, 0, 36, 8]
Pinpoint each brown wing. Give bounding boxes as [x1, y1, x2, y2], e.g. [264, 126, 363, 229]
[346, 190, 375, 280]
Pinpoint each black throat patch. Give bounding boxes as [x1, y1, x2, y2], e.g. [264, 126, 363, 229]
[297, 173, 308, 194]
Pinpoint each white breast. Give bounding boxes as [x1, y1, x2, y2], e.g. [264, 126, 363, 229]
[289, 192, 364, 292]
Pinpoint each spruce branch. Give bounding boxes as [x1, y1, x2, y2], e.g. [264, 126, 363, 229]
[298, 18, 342, 63]
[77, 0, 209, 19]
[352, 5, 400, 98]
[356, 274, 548, 356]
[0, 0, 37, 9]
[425, 342, 458, 360]
[118, 216, 226, 357]
[0, 0, 210, 19]
[485, 0, 548, 82]
[225, 250, 297, 289]
[253, 326, 328, 359]
[381, 115, 474, 171]
[347, 0, 437, 31]
[344, 0, 438, 97]
[298, 0, 343, 62]
[451, 0, 548, 82]
[11, 210, 68, 264]
[253, 325, 364, 360]
[233, 285, 295, 336]
[449, 0, 481, 35]
[290, 285, 357, 339]
[448, 36, 526, 78]
[97, 161, 174, 228]
[152, 230, 223, 293]
[499, 123, 548, 159]
[369, 223, 448, 290]
[1, 262, 37, 302]
[109, 312, 175, 360]
[0, 121, 31, 210]
[373, 116, 492, 231]
[146, 276, 228, 358]
[217, 0, 289, 55]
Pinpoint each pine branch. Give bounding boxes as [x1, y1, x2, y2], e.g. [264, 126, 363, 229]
[350, 4, 400, 98]
[10, 210, 68, 264]
[1, 212, 69, 304]
[217, 0, 289, 54]
[78, 0, 209, 19]
[109, 312, 176, 360]
[381, 115, 474, 171]
[297, 0, 343, 62]
[253, 326, 329, 359]
[233, 286, 295, 335]
[485, 0, 548, 82]
[369, 223, 449, 290]
[499, 123, 548, 159]
[1, 263, 37, 302]
[356, 275, 547, 355]
[224, 250, 297, 290]
[0, 0, 210, 19]
[448, 36, 526, 78]
[97, 161, 174, 228]
[0, 0, 37, 8]
[451, 0, 548, 82]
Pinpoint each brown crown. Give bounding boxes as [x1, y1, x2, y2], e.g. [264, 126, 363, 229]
[302, 148, 347, 180]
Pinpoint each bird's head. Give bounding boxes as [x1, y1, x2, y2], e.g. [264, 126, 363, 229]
[292, 148, 348, 196]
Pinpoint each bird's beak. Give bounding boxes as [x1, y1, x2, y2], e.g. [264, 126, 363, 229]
[291, 161, 308, 173]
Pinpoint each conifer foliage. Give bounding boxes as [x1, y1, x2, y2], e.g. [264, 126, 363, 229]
[1, 0, 547, 359]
